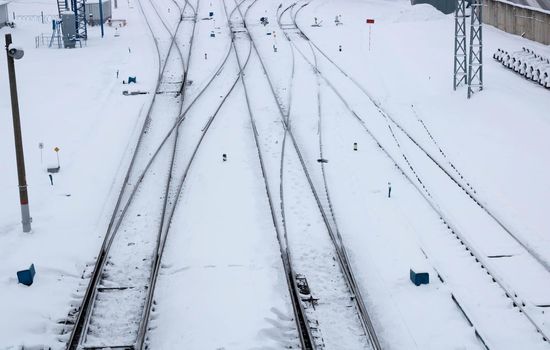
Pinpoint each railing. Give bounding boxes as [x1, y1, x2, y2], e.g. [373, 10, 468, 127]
[13, 12, 59, 23]
[35, 33, 63, 48]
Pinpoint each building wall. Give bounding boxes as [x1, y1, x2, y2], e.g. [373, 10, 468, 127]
[0, 4, 9, 27]
[85, 0, 112, 24]
[483, 0, 550, 45]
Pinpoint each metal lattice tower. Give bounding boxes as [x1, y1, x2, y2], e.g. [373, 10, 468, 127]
[453, 0, 468, 90]
[71, 0, 88, 40]
[467, 0, 483, 98]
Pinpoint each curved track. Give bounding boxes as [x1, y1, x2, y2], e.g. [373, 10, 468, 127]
[234, 0, 381, 348]
[284, 0, 550, 345]
[223, 0, 316, 348]
[65, 0, 190, 346]
[63, 0, 246, 347]
[292, 1, 550, 277]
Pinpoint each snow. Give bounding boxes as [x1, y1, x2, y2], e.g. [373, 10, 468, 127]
[0, 0, 157, 347]
[1, 0, 549, 348]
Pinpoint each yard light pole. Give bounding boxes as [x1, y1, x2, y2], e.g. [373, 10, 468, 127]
[5, 33, 32, 233]
[99, 0, 104, 38]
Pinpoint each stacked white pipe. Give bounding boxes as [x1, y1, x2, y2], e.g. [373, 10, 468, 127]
[493, 47, 550, 88]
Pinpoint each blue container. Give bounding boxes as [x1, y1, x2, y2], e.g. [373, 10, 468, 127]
[128, 76, 137, 84]
[209, 11, 214, 17]
[17, 264, 36, 286]
[210, 32, 215, 38]
[410, 269, 429, 286]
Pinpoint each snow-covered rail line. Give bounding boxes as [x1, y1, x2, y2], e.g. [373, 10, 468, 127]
[276, 3, 381, 349]
[284, 2, 550, 346]
[232, 0, 380, 348]
[60, 0, 248, 347]
[63, 0, 191, 347]
[64, 0, 252, 344]
[223, 1, 316, 348]
[294, 0, 550, 280]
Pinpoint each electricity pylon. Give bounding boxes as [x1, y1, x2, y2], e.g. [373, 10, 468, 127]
[453, 0, 468, 90]
[467, 0, 483, 98]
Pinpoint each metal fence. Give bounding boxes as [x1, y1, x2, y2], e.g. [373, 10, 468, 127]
[12, 12, 58, 23]
[35, 33, 85, 49]
[35, 33, 63, 48]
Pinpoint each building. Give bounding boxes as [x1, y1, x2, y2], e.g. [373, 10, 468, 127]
[410, 0, 456, 14]
[0, 1, 9, 28]
[86, 0, 111, 25]
[483, 0, 550, 45]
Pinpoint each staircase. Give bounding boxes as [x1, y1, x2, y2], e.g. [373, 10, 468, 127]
[56, 0, 68, 18]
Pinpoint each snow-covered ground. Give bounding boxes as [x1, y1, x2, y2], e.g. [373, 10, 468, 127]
[0, 0, 158, 346]
[1, 0, 549, 348]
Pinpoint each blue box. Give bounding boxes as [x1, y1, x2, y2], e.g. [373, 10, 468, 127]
[209, 11, 214, 16]
[410, 269, 429, 286]
[17, 264, 36, 286]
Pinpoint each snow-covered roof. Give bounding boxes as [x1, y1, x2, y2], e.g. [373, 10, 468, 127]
[0, 1, 9, 6]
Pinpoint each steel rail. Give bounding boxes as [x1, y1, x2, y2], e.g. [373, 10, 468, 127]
[294, 1, 550, 275]
[282, 3, 381, 348]
[66, 0, 240, 345]
[135, 2, 251, 348]
[224, 0, 316, 348]
[287, 2, 550, 343]
[238, 0, 380, 348]
[133, 0, 198, 347]
[65, 0, 187, 346]
[66, 0, 235, 346]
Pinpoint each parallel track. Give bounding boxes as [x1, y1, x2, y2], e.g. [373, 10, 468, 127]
[64, 0, 246, 347]
[288, 1, 550, 344]
[236, 0, 380, 348]
[66, 0, 189, 346]
[223, 0, 315, 348]
[295, 2, 550, 276]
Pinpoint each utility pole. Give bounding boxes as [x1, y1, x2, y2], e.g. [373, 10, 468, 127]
[99, 0, 104, 38]
[5, 33, 32, 233]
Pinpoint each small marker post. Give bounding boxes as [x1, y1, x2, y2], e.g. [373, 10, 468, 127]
[54, 147, 60, 168]
[38, 142, 44, 166]
[366, 18, 375, 51]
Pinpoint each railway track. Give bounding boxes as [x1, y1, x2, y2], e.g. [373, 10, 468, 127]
[293, 2, 550, 277]
[61, 0, 250, 347]
[230, 0, 381, 348]
[63, 0, 191, 347]
[282, 1, 550, 346]
[223, 1, 316, 348]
